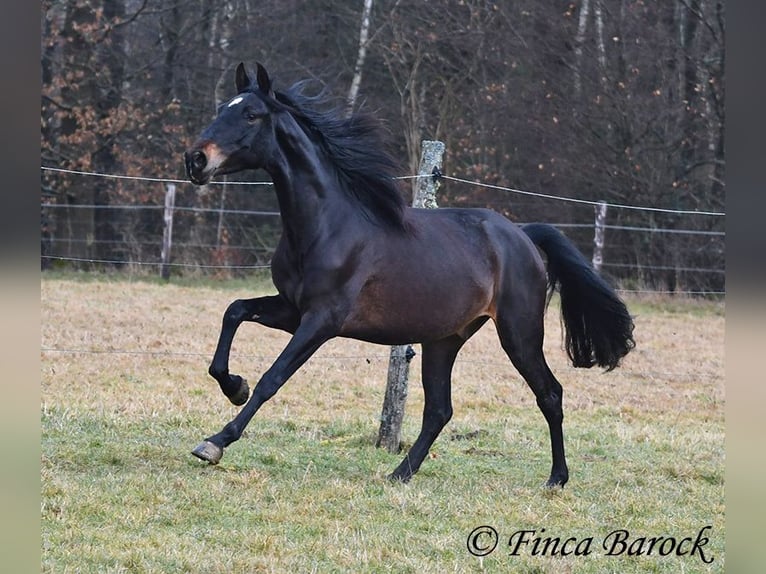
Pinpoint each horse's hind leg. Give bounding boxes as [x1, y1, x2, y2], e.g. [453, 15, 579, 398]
[389, 335, 466, 483]
[494, 308, 569, 488]
[208, 295, 298, 405]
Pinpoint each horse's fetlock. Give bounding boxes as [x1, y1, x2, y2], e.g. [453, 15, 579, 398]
[208, 363, 226, 380]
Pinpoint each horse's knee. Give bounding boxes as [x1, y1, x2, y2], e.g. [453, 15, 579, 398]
[224, 299, 248, 324]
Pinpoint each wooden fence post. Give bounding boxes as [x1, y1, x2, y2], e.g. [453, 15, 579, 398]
[376, 140, 445, 453]
[161, 183, 176, 280]
[592, 200, 607, 272]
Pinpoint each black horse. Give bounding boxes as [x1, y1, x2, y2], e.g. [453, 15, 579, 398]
[184, 63, 634, 486]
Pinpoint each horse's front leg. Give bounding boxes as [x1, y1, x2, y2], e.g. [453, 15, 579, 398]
[193, 312, 335, 465]
[208, 295, 299, 405]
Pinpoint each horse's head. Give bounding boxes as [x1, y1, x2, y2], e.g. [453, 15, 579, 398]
[184, 63, 276, 185]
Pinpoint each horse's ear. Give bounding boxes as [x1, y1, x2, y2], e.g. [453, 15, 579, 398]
[235, 62, 251, 93]
[256, 62, 273, 96]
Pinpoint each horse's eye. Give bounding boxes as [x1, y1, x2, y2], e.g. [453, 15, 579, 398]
[246, 111, 260, 123]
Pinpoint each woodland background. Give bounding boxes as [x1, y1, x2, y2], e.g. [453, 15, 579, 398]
[40, 0, 725, 293]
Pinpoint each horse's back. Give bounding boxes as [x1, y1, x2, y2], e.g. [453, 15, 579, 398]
[408, 206, 550, 316]
[406, 207, 545, 277]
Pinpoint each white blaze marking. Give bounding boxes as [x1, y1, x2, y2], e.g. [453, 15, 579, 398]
[227, 96, 244, 107]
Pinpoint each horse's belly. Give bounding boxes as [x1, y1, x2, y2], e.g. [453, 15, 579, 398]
[339, 274, 493, 344]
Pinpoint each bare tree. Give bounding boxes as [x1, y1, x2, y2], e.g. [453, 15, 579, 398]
[347, 0, 374, 113]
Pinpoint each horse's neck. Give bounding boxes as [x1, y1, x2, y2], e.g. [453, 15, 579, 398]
[267, 131, 352, 252]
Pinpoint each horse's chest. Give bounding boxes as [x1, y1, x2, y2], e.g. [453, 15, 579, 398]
[271, 245, 364, 311]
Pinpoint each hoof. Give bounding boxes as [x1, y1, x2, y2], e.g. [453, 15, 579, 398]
[544, 475, 568, 489]
[386, 471, 412, 484]
[227, 376, 250, 406]
[386, 472, 412, 484]
[191, 440, 223, 464]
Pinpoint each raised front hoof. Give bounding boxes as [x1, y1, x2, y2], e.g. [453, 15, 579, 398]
[226, 375, 250, 406]
[191, 440, 224, 465]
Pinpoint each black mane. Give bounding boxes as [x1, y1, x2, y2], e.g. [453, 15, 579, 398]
[264, 82, 408, 230]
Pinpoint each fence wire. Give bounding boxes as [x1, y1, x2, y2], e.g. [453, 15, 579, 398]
[42, 165, 725, 216]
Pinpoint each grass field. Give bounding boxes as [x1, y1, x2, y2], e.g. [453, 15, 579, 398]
[41, 272, 724, 573]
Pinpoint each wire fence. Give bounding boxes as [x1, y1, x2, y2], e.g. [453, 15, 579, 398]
[40, 165, 725, 296]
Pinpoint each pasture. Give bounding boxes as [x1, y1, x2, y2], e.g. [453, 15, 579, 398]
[41, 273, 724, 573]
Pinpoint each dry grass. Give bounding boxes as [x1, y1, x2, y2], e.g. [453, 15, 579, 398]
[41, 274, 724, 573]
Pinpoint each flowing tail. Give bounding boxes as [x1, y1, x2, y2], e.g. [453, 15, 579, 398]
[523, 223, 635, 371]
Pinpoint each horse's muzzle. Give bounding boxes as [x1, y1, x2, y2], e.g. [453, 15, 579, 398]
[184, 149, 209, 185]
[184, 142, 228, 185]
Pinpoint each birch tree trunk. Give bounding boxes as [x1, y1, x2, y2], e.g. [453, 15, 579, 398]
[347, 0, 374, 113]
[594, 0, 606, 70]
[573, 0, 591, 98]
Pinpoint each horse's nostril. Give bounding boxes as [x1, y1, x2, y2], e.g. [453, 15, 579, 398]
[192, 150, 207, 170]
